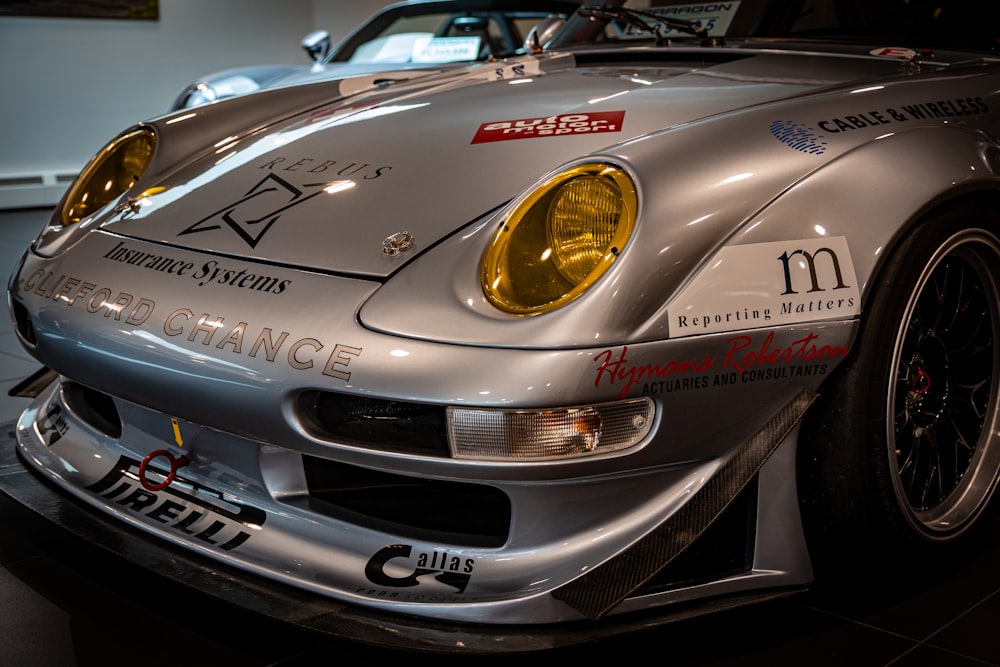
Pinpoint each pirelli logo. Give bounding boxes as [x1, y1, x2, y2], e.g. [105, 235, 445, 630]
[86, 455, 265, 551]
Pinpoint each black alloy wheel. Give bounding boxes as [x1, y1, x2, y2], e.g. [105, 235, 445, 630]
[800, 199, 1000, 578]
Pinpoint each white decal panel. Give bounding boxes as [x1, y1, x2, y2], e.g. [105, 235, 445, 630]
[620, 2, 742, 38]
[413, 36, 481, 63]
[668, 237, 861, 338]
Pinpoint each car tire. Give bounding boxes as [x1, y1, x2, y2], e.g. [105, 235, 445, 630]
[799, 198, 1000, 580]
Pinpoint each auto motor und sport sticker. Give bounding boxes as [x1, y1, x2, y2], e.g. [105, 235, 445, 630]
[471, 111, 626, 143]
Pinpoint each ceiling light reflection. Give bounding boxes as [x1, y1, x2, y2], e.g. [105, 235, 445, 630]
[324, 181, 357, 195]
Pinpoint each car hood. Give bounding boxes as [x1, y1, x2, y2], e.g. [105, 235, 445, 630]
[106, 48, 905, 278]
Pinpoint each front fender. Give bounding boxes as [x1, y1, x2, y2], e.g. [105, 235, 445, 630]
[641, 125, 1000, 344]
[724, 124, 1000, 306]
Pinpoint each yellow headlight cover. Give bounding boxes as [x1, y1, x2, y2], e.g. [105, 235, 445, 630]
[482, 163, 637, 314]
[61, 127, 157, 226]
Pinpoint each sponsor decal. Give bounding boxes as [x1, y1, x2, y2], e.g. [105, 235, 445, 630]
[813, 97, 989, 133]
[616, 2, 741, 38]
[484, 58, 542, 81]
[86, 454, 266, 552]
[361, 544, 476, 600]
[595, 331, 846, 399]
[179, 158, 391, 249]
[668, 237, 860, 338]
[770, 120, 828, 155]
[413, 35, 480, 63]
[870, 47, 918, 59]
[20, 269, 362, 383]
[471, 111, 625, 144]
[635, 362, 830, 396]
[37, 403, 69, 447]
[257, 155, 391, 180]
[102, 241, 292, 294]
[772, 95, 990, 152]
[179, 174, 334, 249]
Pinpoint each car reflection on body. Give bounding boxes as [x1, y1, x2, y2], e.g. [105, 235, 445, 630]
[170, 0, 580, 109]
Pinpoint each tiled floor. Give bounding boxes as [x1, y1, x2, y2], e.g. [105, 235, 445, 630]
[1, 207, 999, 666]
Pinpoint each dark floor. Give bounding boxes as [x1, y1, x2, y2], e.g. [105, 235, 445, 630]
[1, 207, 999, 666]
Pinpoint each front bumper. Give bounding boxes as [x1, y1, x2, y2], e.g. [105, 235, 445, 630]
[0, 414, 805, 652]
[3, 374, 816, 647]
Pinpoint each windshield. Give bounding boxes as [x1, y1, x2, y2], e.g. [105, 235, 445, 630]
[547, 0, 1000, 52]
[331, 7, 577, 65]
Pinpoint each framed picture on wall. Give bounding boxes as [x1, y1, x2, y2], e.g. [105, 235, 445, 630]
[0, 1, 159, 20]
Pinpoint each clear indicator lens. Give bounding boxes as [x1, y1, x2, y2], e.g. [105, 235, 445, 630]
[448, 399, 653, 461]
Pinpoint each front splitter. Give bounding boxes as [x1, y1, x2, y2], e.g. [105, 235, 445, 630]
[0, 420, 802, 654]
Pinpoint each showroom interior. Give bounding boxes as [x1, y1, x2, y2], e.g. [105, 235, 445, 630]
[1, 1, 999, 664]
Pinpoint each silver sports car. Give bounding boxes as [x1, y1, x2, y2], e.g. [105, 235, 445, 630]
[170, 0, 581, 110]
[6, 0, 1000, 653]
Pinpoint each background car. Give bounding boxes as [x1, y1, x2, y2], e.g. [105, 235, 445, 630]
[7, 0, 1000, 653]
[170, 0, 579, 110]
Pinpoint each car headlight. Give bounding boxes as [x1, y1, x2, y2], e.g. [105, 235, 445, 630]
[33, 127, 157, 257]
[60, 127, 157, 227]
[481, 162, 637, 315]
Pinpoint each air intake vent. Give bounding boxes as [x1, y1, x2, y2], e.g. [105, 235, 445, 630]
[287, 456, 511, 547]
[62, 381, 122, 438]
[11, 299, 36, 346]
[299, 391, 449, 456]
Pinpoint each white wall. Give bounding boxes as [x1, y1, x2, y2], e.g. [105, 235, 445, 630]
[0, 0, 393, 209]
[315, 2, 394, 40]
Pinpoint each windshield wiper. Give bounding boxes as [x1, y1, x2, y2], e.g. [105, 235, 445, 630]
[578, 5, 721, 46]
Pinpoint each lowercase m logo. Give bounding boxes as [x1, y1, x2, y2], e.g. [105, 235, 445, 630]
[778, 247, 850, 295]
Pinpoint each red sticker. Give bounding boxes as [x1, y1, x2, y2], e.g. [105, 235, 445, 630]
[869, 47, 917, 59]
[471, 111, 626, 144]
